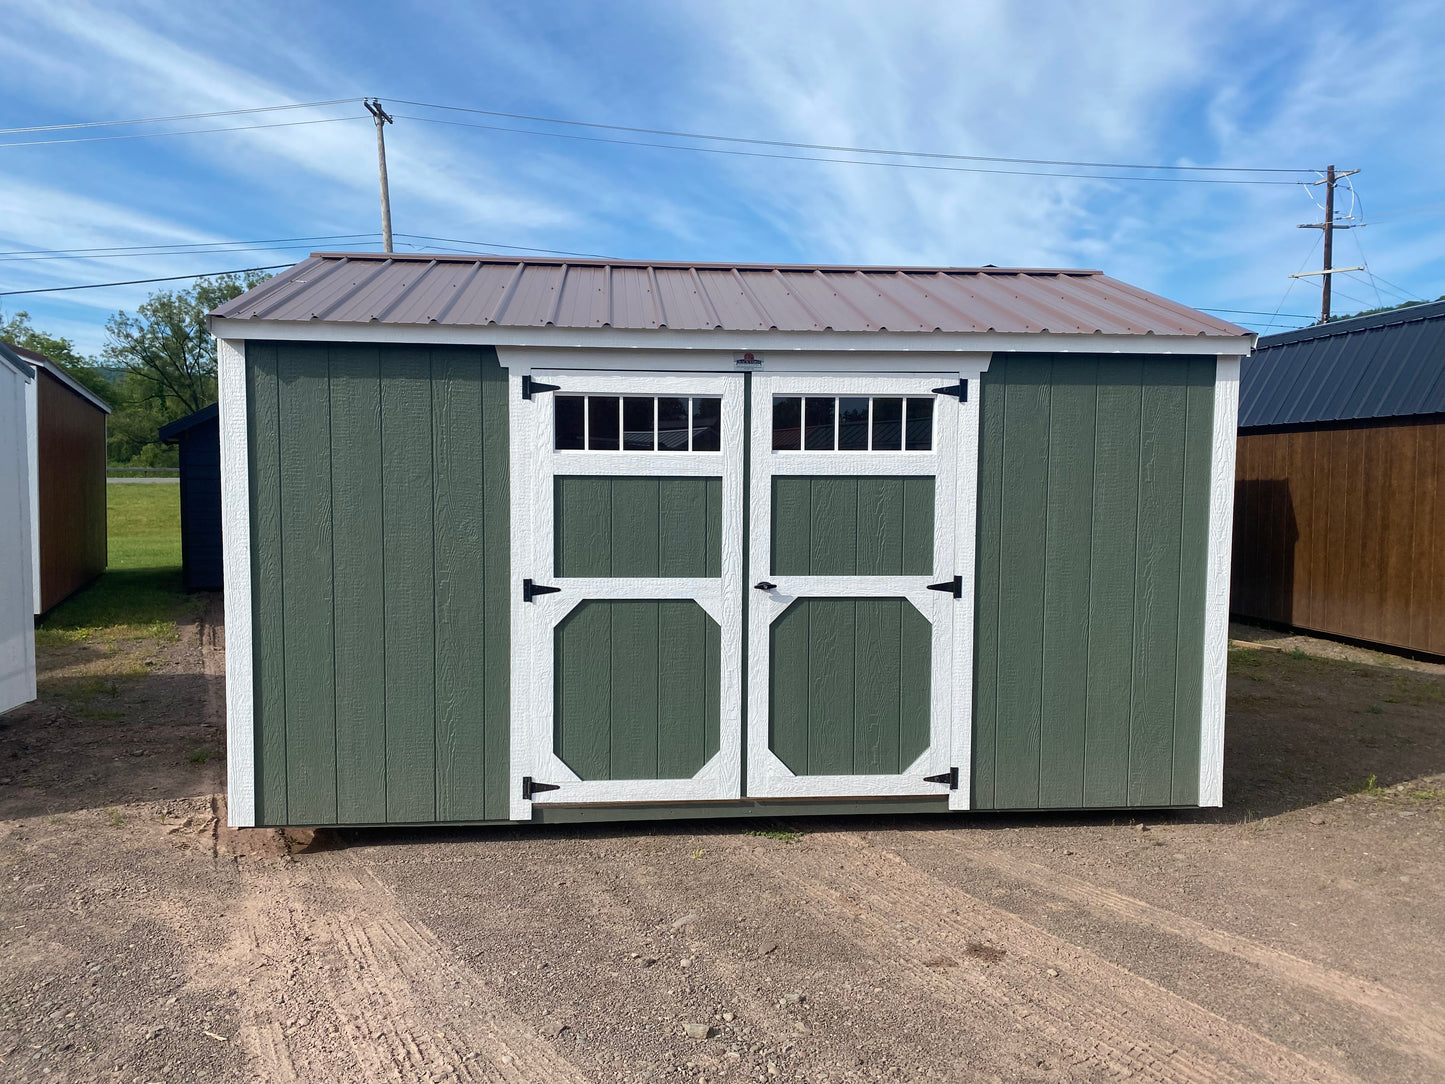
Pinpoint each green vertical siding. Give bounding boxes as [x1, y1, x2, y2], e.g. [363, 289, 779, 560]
[554, 600, 721, 780]
[248, 343, 510, 826]
[554, 477, 722, 577]
[972, 354, 1215, 810]
[771, 477, 934, 575]
[769, 598, 931, 775]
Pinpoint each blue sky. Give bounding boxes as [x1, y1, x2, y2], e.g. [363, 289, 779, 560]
[2, 0, 1443, 355]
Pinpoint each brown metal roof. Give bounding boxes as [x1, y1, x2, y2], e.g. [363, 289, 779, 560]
[211, 253, 1248, 338]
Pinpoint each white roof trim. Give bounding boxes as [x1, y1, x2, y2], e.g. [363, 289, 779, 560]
[209, 317, 1253, 357]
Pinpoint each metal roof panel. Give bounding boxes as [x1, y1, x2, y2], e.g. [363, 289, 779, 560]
[1239, 300, 1445, 426]
[211, 252, 1246, 340]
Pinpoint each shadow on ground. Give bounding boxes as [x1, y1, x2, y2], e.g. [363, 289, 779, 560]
[0, 607, 224, 820]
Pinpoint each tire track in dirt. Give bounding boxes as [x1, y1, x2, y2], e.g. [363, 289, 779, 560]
[227, 863, 593, 1084]
[905, 831, 1445, 1070]
[727, 829, 1363, 1084]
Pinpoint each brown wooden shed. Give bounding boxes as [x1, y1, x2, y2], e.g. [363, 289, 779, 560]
[1232, 301, 1445, 657]
[5, 344, 111, 614]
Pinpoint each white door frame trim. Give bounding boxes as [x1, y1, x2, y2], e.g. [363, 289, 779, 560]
[746, 368, 985, 806]
[505, 362, 746, 818]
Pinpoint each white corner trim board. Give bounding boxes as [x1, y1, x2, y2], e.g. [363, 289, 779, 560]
[0, 362, 36, 714]
[1200, 354, 1240, 808]
[25, 380, 39, 615]
[217, 339, 257, 827]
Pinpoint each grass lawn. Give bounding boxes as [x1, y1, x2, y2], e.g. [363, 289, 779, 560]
[37, 483, 202, 644]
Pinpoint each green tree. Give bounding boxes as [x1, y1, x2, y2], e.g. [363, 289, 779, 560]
[0, 309, 113, 402]
[101, 272, 269, 418]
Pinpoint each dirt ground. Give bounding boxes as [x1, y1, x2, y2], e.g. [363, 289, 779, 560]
[2, 604, 1443, 1084]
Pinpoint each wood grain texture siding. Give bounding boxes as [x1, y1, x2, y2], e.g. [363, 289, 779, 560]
[247, 342, 510, 826]
[770, 476, 934, 575]
[1232, 417, 1445, 656]
[554, 477, 722, 577]
[769, 598, 930, 776]
[328, 345, 386, 823]
[276, 344, 337, 824]
[175, 421, 223, 590]
[554, 600, 721, 780]
[432, 351, 488, 821]
[972, 354, 1214, 810]
[34, 368, 107, 612]
[247, 343, 287, 825]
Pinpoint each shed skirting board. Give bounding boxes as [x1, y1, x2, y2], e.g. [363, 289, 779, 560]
[218, 339, 257, 827]
[1200, 355, 1240, 807]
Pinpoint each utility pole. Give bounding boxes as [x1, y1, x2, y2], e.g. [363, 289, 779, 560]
[364, 99, 395, 253]
[1296, 164, 1361, 323]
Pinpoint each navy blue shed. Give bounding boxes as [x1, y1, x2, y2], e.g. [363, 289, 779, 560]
[159, 404, 222, 591]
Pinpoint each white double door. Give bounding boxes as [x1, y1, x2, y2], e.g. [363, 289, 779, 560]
[510, 366, 976, 818]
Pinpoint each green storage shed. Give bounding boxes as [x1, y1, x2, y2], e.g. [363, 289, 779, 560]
[209, 254, 1253, 828]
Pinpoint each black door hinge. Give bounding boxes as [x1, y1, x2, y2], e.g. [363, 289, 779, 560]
[925, 766, 959, 790]
[522, 776, 560, 800]
[522, 374, 561, 400]
[932, 379, 968, 401]
[523, 578, 562, 603]
[926, 575, 963, 598]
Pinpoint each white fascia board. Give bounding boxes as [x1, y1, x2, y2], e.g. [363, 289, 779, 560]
[1199, 354, 1240, 808]
[497, 347, 991, 376]
[216, 339, 257, 827]
[209, 317, 1254, 358]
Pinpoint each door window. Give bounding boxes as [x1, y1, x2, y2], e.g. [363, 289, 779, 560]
[556, 394, 723, 451]
[771, 395, 935, 451]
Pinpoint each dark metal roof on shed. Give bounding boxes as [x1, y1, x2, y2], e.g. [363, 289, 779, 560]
[1239, 299, 1445, 428]
[211, 253, 1247, 338]
[158, 403, 218, 441]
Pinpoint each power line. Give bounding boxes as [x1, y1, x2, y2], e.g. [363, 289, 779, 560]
[394, 233, 619, 259]
[1197, 306, 1316, 320]
[0, 265, 290, 297]
[396, 113, 1304, 186]
[0, 234, 381, 262]
[0, 98, 364, 136]
[0, 115, 364, 150]
[389, 98, 1314, 175]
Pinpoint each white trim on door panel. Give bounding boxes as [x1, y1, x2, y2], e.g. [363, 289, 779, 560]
[507, 365, 745, 817]
[746, 369, 983, 801]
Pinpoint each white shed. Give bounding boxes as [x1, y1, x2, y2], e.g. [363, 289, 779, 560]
[0, 343, 37, 715]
